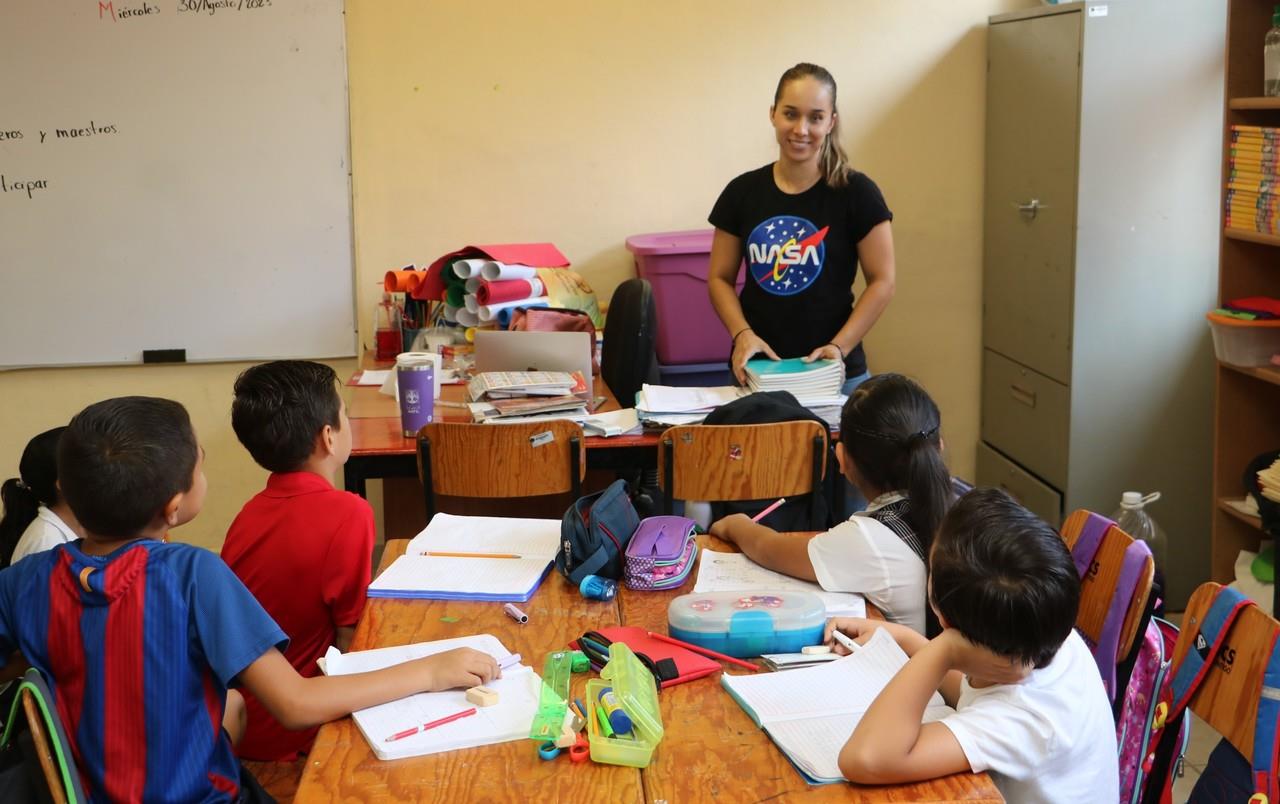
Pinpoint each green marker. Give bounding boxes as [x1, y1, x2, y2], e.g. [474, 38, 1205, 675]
[596, 703, 615, 738]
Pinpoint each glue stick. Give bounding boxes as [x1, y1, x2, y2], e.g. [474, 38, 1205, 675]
[597, 687, 633, 735]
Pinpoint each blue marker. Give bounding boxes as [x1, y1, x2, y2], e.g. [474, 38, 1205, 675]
[597, 687, 633, 735]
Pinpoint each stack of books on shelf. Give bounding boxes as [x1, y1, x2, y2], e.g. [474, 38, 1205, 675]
[1226, 125, 1280, 236]
[466, 371, 590, 423]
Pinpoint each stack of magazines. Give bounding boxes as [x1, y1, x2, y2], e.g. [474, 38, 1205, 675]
[467, 371, 589, 422]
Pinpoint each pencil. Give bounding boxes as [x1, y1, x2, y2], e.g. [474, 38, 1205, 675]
[384, 707, 477, 742]
[751, 497, 786, 523]
[645, 631, 760, 672]
[422, 551, 521, 559]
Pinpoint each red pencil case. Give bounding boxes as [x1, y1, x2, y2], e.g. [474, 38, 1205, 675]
[572, 626, 719, 689]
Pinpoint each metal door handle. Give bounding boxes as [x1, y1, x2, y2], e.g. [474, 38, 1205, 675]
[1009, 383, 1037, 408]
[1017, 199, 1041, 218]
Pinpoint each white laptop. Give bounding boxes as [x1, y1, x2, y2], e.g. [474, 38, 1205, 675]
[473, 330, 594, 398]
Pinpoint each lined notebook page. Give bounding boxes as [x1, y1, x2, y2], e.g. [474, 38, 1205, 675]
[323, 633, 540, 761]
[695, 551, 866, 618]
[367, 554, 549, 597]
[405, 514, 560, 558]
[722, 629, 953, 782]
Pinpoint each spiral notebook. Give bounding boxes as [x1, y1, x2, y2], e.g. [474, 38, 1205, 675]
[367, 514, 560, 601]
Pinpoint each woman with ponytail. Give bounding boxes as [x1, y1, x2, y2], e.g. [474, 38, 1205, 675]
[0, 426, 81, 567]
[708, 62, 896, 396]
[710, 374, 952, 635]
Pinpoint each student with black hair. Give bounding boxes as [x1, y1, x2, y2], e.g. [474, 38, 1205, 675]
[221, 360, 374, 761]
[829, 488, 1118, 801]
[0, 396, 497, 802]
[0, 426, 82, 567]
[709, 373, 952, 635]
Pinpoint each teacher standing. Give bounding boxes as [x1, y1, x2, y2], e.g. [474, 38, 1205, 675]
[708, 62, 896, 395]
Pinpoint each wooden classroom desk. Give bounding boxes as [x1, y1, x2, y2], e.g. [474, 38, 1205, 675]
[342, 369, 658, 500]
[295, 537, 1002, 803]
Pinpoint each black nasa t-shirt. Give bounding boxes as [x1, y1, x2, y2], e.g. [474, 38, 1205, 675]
[708, 164, 892, 377]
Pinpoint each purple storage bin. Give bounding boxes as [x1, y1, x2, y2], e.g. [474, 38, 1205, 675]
[625, 229, 745, 365]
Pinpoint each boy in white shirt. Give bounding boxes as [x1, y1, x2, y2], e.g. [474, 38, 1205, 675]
[828, 488, 1118, 803]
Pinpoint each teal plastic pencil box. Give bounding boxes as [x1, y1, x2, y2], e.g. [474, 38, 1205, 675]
[666, 590, 825, 658]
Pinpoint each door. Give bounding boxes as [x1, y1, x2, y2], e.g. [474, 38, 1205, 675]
[984, 10, 1082, 385]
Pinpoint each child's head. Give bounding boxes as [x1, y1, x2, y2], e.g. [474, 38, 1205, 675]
[231, 360, 347, 473]
[59, 397, 205, 541]
[0, 426, 67, 565]
[839, 373, 952, 550]
[929, 488, 1079, 669]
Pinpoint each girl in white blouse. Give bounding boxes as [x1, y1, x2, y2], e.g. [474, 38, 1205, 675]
[1, 426, 82, 566]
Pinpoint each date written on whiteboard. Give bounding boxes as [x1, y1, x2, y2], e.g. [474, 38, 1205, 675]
[178, 0, 273, 15]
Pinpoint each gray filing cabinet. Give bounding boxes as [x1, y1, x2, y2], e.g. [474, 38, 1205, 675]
[979, 1, 1222, 606]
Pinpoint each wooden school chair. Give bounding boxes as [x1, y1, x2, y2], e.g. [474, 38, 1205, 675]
[1060, 509, 1156, 670]
[416, 420, 586, 519]
[658, 421, 828, 528]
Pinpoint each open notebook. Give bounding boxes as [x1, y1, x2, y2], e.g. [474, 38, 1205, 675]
[694, 551, 865, 618]
[721, 628, 954, 784]
[368, 514, 560, 601]
[321, 633, 540, 761]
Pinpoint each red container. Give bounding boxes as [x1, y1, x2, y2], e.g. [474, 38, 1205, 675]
[625, 229, 745, 365]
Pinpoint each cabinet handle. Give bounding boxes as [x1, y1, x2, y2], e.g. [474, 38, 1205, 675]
[1016, 198, 1041, 219]
[1009, 384, 1037, 408]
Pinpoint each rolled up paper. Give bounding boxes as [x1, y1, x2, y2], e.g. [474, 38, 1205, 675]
[477, 296, 551, 322]
[465, 276, 483, 294]
[480, 261, 539, 281]
[455, 307, 481, 327]
[384, 270, 422, 293]
[464, 294, 481, 314]
[453, 258, 488, 279]
[496, 300, 549, 327]
[445, 284, 466, 309]
[476, 278, 544, 305]
[442, 304, 460, 323]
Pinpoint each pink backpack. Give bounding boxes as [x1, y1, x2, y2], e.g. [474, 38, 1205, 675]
[1068, 512, 1188, 802]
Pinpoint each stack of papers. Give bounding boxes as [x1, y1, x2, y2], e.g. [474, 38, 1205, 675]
[323, 633, 539, 761]
[694, 550, 865, 618]
[744, 358, 845, 406]
[581, 407, 642, 437]
[467, 371, 585, 401]
[368, 515, 560, 601]
[722, 628, 954, 784]
[634, 384, 743, 426]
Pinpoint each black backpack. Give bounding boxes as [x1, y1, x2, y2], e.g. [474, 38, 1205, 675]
[556, 479, 641, 585]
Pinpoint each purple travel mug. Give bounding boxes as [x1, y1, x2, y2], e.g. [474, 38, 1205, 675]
[396, 356, 435, 436]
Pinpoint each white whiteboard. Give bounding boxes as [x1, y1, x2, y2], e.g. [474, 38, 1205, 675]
[0, 0, 355, 368]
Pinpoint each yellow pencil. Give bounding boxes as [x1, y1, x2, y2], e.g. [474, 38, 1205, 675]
[422, 550, 521, 559]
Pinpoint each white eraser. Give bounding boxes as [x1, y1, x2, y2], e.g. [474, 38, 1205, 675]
[801, 645, 832, 655]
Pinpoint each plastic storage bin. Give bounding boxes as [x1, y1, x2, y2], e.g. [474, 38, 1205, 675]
[585, 643, 664, 768]
[626, 229, 745, 366]
[667, 590, 825, 657]
[1206, 312, 1280, 367]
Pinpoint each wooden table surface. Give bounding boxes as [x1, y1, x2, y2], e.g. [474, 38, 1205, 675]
[294, 536, 1002, 803]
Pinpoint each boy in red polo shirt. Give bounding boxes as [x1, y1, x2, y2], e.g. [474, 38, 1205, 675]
[222, 360, 374, 761]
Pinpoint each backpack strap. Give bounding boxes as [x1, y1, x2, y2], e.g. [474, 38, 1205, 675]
[1071, 512, 1113, 579]
[1253, 629, 1280, 803]
[1094, 539, 1153, 699]
[1170, 586, 1253, 716]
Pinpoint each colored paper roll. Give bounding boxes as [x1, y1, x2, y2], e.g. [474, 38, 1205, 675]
[453, 258, 487, 279]
[384, 270, 421, 293]
[475, 278, 544, 305]
[442, 304, 460, 323]
[480, 261, 539, 281]
[477, 296, 550, 323]
[445, 285, 466, 309]
[455, 307, 481, 327]
[464, 294, 481, 314]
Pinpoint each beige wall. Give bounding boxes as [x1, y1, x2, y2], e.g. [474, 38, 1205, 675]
[1, 1, 1034, 552]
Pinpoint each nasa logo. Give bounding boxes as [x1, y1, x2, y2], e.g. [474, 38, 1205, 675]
[746, 215, 828, 296]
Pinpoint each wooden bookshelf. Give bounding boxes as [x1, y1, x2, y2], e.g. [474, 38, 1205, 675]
[1214, 0, 1280, 609]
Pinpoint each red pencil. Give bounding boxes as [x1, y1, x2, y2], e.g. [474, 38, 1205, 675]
[645, 631, 760, 672]
[384, 707, 477, 742]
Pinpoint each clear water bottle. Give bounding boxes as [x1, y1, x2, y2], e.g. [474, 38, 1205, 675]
[1266, 6, 1280, 97]
[1112, 491, 1168, 612]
